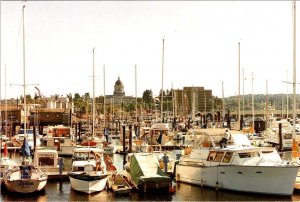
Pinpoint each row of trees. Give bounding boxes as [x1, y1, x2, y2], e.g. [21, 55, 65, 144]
[16, 91, 300, 117]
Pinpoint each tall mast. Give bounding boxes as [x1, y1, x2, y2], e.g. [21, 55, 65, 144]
[292, 0, 296, 139]
[266, 80, 268, 123]
[161, 38, 164, 123]
[103, 65, 106, 129]
[92, 48, 95, 138]
[287, 70, 289, 118]
[135, 64, 137, 123]
[238, 42, 241, 130]
[23, 5, 27, 137]
[0, 0, 2, 139]
[252, 72, 254, 130]
[5, 64, 7, 137]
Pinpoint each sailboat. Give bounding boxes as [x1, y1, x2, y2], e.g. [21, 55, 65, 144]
[2, 5, 48, 193]
[69, 48, 108, 194]
[81, 48, 102, 147]
[3, 137, 48, 193]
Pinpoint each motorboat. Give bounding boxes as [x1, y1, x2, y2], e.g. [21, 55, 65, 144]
[68, 147, 108, 194]
[175, 129, 299, 196]
[125, 153, 172, 192]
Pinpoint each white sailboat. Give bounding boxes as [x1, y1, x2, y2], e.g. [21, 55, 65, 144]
[69, 48, 108, 194]
[3, 5, 48, 193]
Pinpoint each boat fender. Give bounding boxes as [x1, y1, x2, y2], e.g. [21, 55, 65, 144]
[169, 181, 176, 193]
[200, 179, 204, 187]
[215, 181, 219, 191]
[176, 173, 180, 182]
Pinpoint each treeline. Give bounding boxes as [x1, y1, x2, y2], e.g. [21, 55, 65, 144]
[17, 91, 300, 114]
[224, 94, 300, 111]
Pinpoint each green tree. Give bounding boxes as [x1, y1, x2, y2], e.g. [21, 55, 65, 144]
[142, 89, 153, 110]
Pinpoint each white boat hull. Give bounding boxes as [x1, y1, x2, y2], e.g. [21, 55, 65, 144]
[4, 177, 47, 193]
[176, 164, 298, 196]
[69, 172, 108, 194]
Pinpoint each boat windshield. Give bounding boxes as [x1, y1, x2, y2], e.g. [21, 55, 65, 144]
[74, 152, 95, 161]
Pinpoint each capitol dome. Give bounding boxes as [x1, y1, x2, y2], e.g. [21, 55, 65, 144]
[115, 77, 123, 86]
[113, 76, 125, 96]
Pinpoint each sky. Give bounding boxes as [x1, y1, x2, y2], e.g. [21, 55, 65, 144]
[0, 1, 298, 99]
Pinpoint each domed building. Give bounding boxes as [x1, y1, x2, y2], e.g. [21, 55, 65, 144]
[113, 77, 125, 96]
[105, 76, 137, 106]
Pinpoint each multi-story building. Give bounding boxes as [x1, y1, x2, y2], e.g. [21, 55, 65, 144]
[174, 86, 217, 117]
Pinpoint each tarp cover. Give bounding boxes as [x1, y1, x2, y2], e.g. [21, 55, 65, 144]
[129, 153, 171, 186]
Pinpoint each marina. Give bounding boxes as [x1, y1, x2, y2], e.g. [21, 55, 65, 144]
[2, 1, 300, 201]
[2, 151, 300, 201]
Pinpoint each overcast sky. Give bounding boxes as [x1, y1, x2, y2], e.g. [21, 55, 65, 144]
[0, 1, 298, 99]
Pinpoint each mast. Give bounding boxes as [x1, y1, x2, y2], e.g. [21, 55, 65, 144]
[0, 0, 2, 159]
[192, 90, 195, 122]
[161, 38, 164, 123]
[103, 65, 106, 130]
[23, 5, 27, 137]
[242, 68, 245, 119]
[222, 81, 225, 126]
[266, 80, 268, 124]
[5, 64, 6, 137]
[287, 70, 289, 118]
[135, 64, 137, 124]
[292, 0, 296, 139]
[238, 42, 241, 130]
[172, 82, 175, 119]
[0, 0, 2, 138]
[92, 48, 95, 138]
[252, 72, 254, 130]
[160, 39, 165, 123]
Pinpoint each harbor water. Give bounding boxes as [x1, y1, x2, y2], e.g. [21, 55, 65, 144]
[2, 152, 300, 201]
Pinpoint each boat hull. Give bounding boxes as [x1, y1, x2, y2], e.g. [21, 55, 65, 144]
[69, 172, 108, 194]
[176, 164, 298, 196]
[4, 178, 47, 193]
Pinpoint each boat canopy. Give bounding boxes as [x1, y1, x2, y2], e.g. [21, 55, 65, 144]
[129, 153, 171, 186]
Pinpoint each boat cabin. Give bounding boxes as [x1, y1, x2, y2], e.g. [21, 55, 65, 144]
[45, 125, 75, 154]
[33, 149, 59, 173]
[71, 148, 104, 172]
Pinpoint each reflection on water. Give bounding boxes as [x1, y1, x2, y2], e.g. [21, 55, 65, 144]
[1, 180, 295, 202]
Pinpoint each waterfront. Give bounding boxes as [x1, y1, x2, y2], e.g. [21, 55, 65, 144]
[2, 152, 300, 201]
[2, 179, 299, 202]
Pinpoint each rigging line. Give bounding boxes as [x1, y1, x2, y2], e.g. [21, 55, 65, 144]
[11, 6, 23, 65]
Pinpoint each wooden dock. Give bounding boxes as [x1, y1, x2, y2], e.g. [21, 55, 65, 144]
[46, 171, 69, 180]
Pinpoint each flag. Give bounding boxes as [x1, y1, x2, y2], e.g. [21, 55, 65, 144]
[156, 132, 163, 145]
[21, 137, 31, 157]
